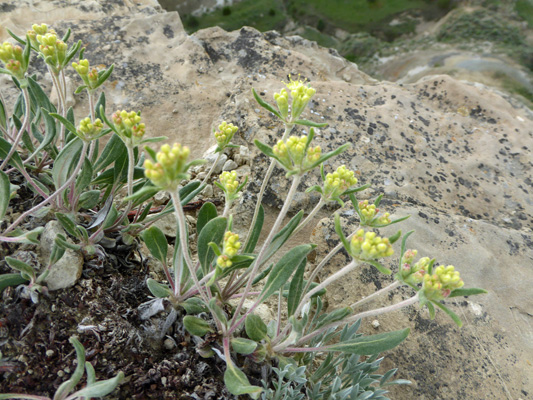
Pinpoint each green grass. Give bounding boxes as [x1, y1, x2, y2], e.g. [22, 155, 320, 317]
[183, 0, 287, 33]
[515, 0, 533, 28]
[286, 0, 450, 33]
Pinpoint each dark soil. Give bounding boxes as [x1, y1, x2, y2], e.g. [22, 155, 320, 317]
[0, 235, 236, 399]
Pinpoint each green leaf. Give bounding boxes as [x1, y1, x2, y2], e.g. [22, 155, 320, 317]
[27, 76, 54, 112]
[67, 371, 125, 399]
[306, 143, 351, 171]
[179, 180, 204, 205]
[448, 288, 487, 298]
[252, 88, 281, 119]
[254, 139, 277, 159]
[55, 233, 82, 251]
[208, 297, 228, 327]
[0, 137, 24, 171]
[231, 338, 257, 355]
[113, 145, 130, 183]
[0, 170, 9, 221]
[293, 119, 328, 128]
[50, 112, 78, 136]
[243, 205, 264, 254]
[28, 108, 58, 160]
[181, 297, 208, 314]
[334, 213, 351, 255]
[52, 137, 83, 189]
[432, 301, 463, 327]
[387, 229, 402, 244]
[5, 257, 36, 281]
[54, 336, 86, 399]
[146, 278, 172, 298]
[224, 360, 263, 399]
[287, 258, 306, 317]
[197, 217, 227, 274]
[367, 259, 392, 275]
[93, 133, 126, 172]
[75, 157, 93, 194]
[95, 64, 114, 87]
[123, 185, 160, 205]
[78, 190, 100, 209]
[55, 212, 80, 238]
[260, 244, 315, 303]
[197, 202, 218, 235]
[183, 316, 212, 336]
[427, 301, 435, 319]
[0, 273, 28, 293]
[141, 226, 168, 265]
[324, 328, 410, 355]
[245, 314, 268, 341]
[263, 210, 304, 263]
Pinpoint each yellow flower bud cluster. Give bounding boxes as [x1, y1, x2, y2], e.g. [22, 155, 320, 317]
[359, 200, 377, 219]
[323, 165, 358, 200]
[286, 135, 308, 165]
[144, 143, 190, 189]
[273, 135, 321, 173]
[423, 265, 464, 300]
[273, 139, 291, 167]
[377, 212, 391, 225]
[35, 30, 68, 72]
[273, 88, 289, 119]
[112, 110, 145, 143]
[219, 171, 239, 196]
[0, 42, 27, 79]
[77, 117, 103, 142]
[216, 231, 241, 269]
[214, 121, 238, 148]
[72, 59, 100, 89]
[283, 75, 316, 120]
[398, 250, 430, 285]
[350, 229, 394, 260]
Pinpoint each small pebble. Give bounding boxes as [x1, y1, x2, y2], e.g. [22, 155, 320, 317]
[161, 376, 167, 386]
[57, 370, 65, 378]
[46, 350, 54, 357]
[222, 160, 238, 171]
[164, 338, 176, 350]
[371, 319, 380, 329]
[203, 184, 213, 197]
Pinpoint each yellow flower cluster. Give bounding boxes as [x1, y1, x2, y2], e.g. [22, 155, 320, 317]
[398, 250, 430, 285]
[77, 117, 103, 142]
[219, 171, 239, 196]
[112, 110, 145, 141]
[144, 143, 190, 189]
[72, 59, 99, 88]
[36, 31, 68, 71]
[273, 135, 321, 172]
[350, 229, 394, 260]
[0, 42, 26, 79]
[377, 212, 391, 225]
[273, 75, 316, 121]
[216, 231, 241, 268]
[214, 121, 238, 148]
[323, 165, 358, 200]
[423, 265, 464, 300]
[273, 88, 289, 119]
[359, 200, 376, 219]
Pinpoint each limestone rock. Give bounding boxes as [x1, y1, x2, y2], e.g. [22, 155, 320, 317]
[39, 221, 83, 291]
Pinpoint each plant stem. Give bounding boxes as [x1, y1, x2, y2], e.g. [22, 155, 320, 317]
[201, 151, 221, 187]
[170, 189, 210, 305]
[3, 141, 89, 235]
[228, 174, 301, 336]
[0, 87, 31, 170]
[350, 280, 401, 309]
[292, 197, 325, 237]
[87, 90, 96, 161]
[242, 123, 294, 250]
[50, 70, 66, 146]
[291, 292, 420, 349]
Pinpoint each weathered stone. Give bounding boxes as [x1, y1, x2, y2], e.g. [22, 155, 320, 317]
[221, 159, 238, 171]
[39, 221, 83, 291]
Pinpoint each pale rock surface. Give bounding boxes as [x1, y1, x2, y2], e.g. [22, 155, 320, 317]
[1, 1, 532, 399]
[39, 220, 83, 291]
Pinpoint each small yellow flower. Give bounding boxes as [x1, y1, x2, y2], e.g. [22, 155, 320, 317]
[77, 117, 103, 142]
[423, 265, 464, 300]
[216, 231, 241, 269]
[112, 110, 145, 144]
[350, 229, 394, 260]
[323, 165, 358, 201]
[214, 121, 238, 149]
[144, 143, 191, 189]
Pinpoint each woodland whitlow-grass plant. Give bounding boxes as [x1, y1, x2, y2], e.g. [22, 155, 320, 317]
[0, 23, 487, 399]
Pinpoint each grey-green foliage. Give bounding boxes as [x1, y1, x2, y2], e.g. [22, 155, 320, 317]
[262, 364, 307, 400]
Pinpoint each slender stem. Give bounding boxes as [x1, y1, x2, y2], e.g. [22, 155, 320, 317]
[292, 197, 325, 238]
[222, 199, 232, 218]
[49, 70, 66, 146]
[162, 261, 176, 294]
[228, 291, 261, 300]
[1, 87, 31, 170]
[3, 141, 89, 235]
[170, 190, 210, 305]
[228, 174, 301, 336]
[243, 123, 294, 250]
[126, 145, 135, 199]
[201, 152, 221, 186]
[18, 167, 49, 199]
[289, 292, 420, 349]
[350, 280, 401, 309]
[87, 90, 96, 161]
[300, 227, 360, 304]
